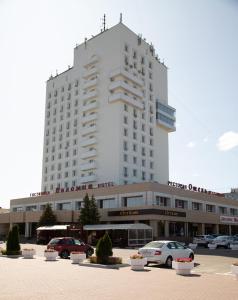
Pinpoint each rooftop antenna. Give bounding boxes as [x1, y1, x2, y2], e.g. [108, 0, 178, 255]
[120, 13, 123, 23]
[103, 14, 106, 31]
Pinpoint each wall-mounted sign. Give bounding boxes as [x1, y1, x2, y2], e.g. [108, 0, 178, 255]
[220, 216, 238, 224]
[168, 181, 224, 197]
[108, 208, 186, 218]
[30, 182, 114, 197]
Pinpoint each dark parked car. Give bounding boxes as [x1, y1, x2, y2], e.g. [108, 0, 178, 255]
[47, 237, 94, 259]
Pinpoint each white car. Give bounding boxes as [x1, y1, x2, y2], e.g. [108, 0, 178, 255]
[138, 240, 194, 267]
[210, 235, 235, 249]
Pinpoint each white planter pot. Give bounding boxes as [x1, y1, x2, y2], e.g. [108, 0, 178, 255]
[188, 243, 197, 250]
[231, 265, 238, 280]
[208, 244, 217, 249]
[44, 251, 58, 261]
[129, 258, 147, 270]
[70, 253, 86, 264]
[230, 244, 238, 250]
[172, 261, 194, 275]
[22, 249, 36, 259]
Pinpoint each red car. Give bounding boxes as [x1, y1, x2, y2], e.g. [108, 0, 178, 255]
[47, 237, 94, 259]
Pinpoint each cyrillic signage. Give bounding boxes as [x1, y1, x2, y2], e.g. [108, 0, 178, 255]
[108, 209, 186, 218]
[220, 216, 238, 224]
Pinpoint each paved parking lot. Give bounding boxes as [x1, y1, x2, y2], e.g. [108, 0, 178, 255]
[0, 244, 238, 300]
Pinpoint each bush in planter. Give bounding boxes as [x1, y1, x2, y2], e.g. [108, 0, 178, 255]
[96, 233, 113, 264]
[89, 256, 122, 264]
[6, 225, 21, 255]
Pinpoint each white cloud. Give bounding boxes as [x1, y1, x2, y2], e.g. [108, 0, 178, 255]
[187, 141, 196, 148]
[203, 137, 209, 143]
[217, 131, 238, 151]
[192, 173, 200, 177]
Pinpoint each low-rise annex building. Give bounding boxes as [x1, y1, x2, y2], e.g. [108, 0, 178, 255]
[0, 182, 238, 240]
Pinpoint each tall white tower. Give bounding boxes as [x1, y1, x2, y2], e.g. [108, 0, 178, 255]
[41, 22, 176, 192]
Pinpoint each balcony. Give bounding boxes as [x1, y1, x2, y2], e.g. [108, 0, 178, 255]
[109, 93, 143, 110]
[82, 90, 98, 101]
[83, 78, 98, 90]
[83, 55, 99, 68]
[81, 125, 97, 136]
[82, 101, 98, 113]
[80, 161, 97, 171]
[81, 137, 97, 147]
[110, 68, 143, 87]
[83, 67, 98, 79]
[82, 112, 98, 124]
[109, 81, 143, 98]
[156, 101, 176, 132]
[81, 149, 97, 159]
[80, 174, 97, 183]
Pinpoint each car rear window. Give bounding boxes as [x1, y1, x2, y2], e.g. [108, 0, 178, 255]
[49, 238, 61, 245]
[143, 241, 164, 248]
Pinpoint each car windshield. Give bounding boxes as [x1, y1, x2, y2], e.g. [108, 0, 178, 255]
[49, 238, 60, 245]
[74, 239, 82, 245]
[143, 241, 164, 248]
[215, 236, 228, 240]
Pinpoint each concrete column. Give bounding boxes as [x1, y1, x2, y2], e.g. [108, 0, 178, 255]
[185, 222, 189, 237]
[229, 225, 232, 235]
[146, 191, 153, 205]
[164, 221, 169, 238]
[150, 220, 158, 239]
[25, 222, 31, 238]
[201, 223, 205, 235]
[215, 224, 219, 235]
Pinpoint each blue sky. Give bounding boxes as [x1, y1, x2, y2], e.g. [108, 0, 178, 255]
[0, 0, 237, 207]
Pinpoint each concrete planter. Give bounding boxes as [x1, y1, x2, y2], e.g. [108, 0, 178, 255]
[208, 244, 217, 250]
[188, 243, 197, 250]
[44, 251, 58, 261]
[70, 252, 86, 264]
[128, 258, 147, 270]
[172, 261, 194, 275]
[231, 265, 238, 280]
[22, 249, 36, 259]
[230, 244, 238, 250]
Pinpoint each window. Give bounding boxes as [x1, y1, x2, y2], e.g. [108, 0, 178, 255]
[142, 147, 146, 156]
[133, 169, 137, 177]
[122, 196, 144, 207]
[219, 206, 228, 215]
[124, 154, 128, 162]
[192, 202, 202, 211]
[133, 132, 137, 140]
[124, 116, 128, 124]
[150, 150, 153, 157]
[124, 128, 128, 137]
[133, 120, 137, 129]
[133, 50, 137, 59]
[124, 44, 128, 52]
[133, 109, 137, 117]
[206, 204, 215, 213]
[142, 124, 145, 131]
[149, 61, 152, 69]
[150, 161, 154, 169]
[123, 167, 128, 177]
[124, 104, 128, 112]
[142, 159, 145, 167]
[133, 144, 137, 152]
[133, 156, 137, 164]
[142, 135, 145, 143]
[142, 171, 146, 180]
[141, 56, 145, 64]
[175, 199, 187, 209]
[123, 141, 128, 151]
[150, 128, 153, 136]
[156, 196, 170, 207]
[230, 208, 238, 216]
[150, 138, 153, 146]
[124, 55, 129, 65]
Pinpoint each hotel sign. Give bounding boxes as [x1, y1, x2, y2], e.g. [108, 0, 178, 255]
[30, 182, 114, 197]
[108, 209, 186, 218]
[220, 216, 238, 225]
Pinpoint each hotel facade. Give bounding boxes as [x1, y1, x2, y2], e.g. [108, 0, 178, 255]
[0, 21, 237, 240]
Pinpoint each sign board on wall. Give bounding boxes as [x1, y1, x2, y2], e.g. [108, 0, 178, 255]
[108, 209, 186, 218]
[220, 216, 238, 224]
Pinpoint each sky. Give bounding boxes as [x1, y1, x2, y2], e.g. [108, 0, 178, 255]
[0, 0, 238, 208]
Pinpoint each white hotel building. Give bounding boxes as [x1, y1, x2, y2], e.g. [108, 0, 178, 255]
[42, 21, 175, 193]
[1, 21, 238, 242]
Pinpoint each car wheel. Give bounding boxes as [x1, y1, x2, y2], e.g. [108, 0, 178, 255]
[189, 253, 194, 260]
[86, 248, 94, 258]
[60, 250, 69, 259]
[165, 256, 173, 268]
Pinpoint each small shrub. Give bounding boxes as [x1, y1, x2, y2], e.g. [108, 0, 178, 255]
[96, 233, 113, 264]
[130, 254, 143, 259]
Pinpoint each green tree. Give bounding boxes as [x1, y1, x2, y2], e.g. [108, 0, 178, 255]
[96, 232, 113, 264]
[79, 194, 100, 226]
[38, 203, 57, 226]
[6, 224, 21, 255]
